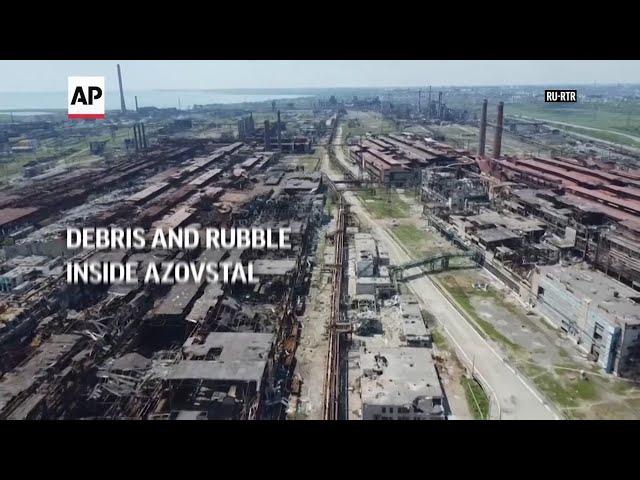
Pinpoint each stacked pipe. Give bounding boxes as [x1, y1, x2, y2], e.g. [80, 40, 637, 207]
[132, 124, 139, 151]
[141, 123, 148, 149]
[132, 123, 148, 151]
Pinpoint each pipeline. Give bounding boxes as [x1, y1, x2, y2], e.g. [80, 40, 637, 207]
[322, 193, 347, 420]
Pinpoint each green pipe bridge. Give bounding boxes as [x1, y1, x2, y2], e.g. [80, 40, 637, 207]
[389, 251, 484, 281]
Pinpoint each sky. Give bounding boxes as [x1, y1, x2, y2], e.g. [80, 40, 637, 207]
[0, 60, 638, 92]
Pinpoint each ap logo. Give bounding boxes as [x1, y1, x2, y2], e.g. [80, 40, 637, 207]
[68, 76, 105, 119]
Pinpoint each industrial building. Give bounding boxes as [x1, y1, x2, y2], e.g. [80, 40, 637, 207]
[399, 295, 431, 347]
[348, 232, 392, 315]
[419, 97, 640, 379]
[0, 93, 340, 420]
[344, 226, 443, 419]
[160, 332, 276, 420]
[359, 347, 445, 420]
[347, 133, 470, 186]
[532, 264, 640, 376]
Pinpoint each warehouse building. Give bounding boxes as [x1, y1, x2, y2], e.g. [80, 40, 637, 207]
[532, 263, 640, 376]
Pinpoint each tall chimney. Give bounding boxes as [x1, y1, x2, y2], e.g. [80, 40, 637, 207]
[438, 92, 443, 119]
[478, 99, 488, 156]
[277, 110, 282, 151]
[418, 90, 421, 113]
[264, 120, 271, 150]
[135, 96, 139, 112]
[237, 119, 246, 140]
[117, 64, 127, 113]
[427, 86, 431, 119]
[494, 101, 504, 158]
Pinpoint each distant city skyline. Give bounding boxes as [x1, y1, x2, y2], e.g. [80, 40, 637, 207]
[0, 60, 638, 92]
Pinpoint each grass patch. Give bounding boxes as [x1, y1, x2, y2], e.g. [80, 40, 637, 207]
[461, 376, 490, 420]
[531, 370, 600, 409]
[391, 223, 462, 261]
[440, 276, 521, 352]
[574, 378, 599, 401]
[324, 195, 334, 216]
[393, 225, 434, 257]
[520, 363, 547, 379]
[533, 372, 578, 408]
[431, 329, 448, 351]
[509, 102, 640, 135]
[356, 188, 410, 218]
[343, 114, 397, 138]
[508, 102, 640, 149]
[561, 124, 640, 149]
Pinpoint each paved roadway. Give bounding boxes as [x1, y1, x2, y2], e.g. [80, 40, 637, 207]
[327, 123, 559, 420]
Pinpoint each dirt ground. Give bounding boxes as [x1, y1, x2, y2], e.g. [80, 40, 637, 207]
[290, 227, 333, 420]
[431, 330, 474, 420]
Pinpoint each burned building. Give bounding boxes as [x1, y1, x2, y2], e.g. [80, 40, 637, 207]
[160, 332, 276, 420]
[0, 123, 328, 420]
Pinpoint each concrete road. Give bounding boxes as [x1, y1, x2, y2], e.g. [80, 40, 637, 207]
[328, 124, 559, 420]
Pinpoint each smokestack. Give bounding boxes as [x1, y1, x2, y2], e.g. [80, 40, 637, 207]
[264, 120, 271, 150]
[238, 119, 245, 140]
[418, 90, 421, 113]
[427, 86, 431, 119]
[277, 110, 282, 151]
[438, 92, 443, 119]
[478, 99, 488, 156]
[117, 64, 127, 113]
[135, 96, 139, 112]
[494, 101, 504, 158]
[141, 123, 148, 149]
